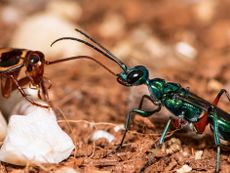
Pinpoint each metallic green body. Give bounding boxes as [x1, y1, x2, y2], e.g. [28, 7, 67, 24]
[147, 77, 230, 141]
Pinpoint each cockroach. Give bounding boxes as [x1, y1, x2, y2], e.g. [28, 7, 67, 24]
[0, 48, 113, 108]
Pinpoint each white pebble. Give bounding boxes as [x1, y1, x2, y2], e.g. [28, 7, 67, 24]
[114, 124, 125, 132]
[195, 150, 203, 160]
[175, 42, 197, 59]
[182, 151, 190, 157]
[0, 100, 74, 166]
[91, 130, 115, 143]
[176, 164, 192, 173]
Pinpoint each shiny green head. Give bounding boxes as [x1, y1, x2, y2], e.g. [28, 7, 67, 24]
[117, 65, 149, 86]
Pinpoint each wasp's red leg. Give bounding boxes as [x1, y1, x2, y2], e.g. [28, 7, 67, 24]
[10, 75, 49, 108]
[171, 118, 186, 129]
[194, 89, 230, 133]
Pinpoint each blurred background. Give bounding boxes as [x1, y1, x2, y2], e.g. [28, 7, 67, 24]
[1, 0, 230, 172]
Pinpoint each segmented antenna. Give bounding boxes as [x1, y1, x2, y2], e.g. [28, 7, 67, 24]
[74, 28, 126, 69]
[50, 29, 127, 72]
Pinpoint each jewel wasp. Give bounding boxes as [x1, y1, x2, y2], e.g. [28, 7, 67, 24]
[51, 28, 230, 172]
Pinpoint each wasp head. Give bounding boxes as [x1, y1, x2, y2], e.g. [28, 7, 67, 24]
[117, 65, 149, 86]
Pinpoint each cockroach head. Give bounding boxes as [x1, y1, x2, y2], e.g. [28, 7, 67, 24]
[25, 51, 45, 84]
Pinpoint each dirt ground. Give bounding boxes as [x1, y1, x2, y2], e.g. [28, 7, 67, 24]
[1, 0, 230, 172]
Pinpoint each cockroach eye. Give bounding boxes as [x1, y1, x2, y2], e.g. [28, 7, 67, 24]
[30, 55, 40, 64]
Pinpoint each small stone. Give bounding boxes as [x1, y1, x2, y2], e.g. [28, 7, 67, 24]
[91, 130, 115, 143]
[175, 42, 197, 59]
[161, 138, 182, 155]
[195, 150, 203, 160]
[114, 124, 125, 132]
[176, 164, 192, 173]
[182, 151, 190, 157]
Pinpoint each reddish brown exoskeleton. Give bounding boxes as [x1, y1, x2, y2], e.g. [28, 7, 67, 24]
[0, 48, 114, 108]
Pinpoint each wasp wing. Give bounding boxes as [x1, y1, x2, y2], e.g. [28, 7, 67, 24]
[175, 91, 230, 122]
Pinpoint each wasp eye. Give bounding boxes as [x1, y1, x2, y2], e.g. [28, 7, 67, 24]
[127, 70, 143, 84]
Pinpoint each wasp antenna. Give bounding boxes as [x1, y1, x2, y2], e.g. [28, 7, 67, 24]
[74, 28, 125, 67]
[51, 37, 127, 72]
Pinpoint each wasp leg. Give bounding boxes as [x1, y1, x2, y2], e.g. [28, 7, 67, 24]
[211, 109, 221, 173]
[139, 95, 156, 110]
[118, 95, 161, 149]
[195, 95, 221, 173]
[140, 116, 187, 172]
[159, 118, 172, 144]
[10, 75, 49, 108]
[140, 118, 174, 173]
[213, 89, 230, 104]
[194, 89, 230, 134]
